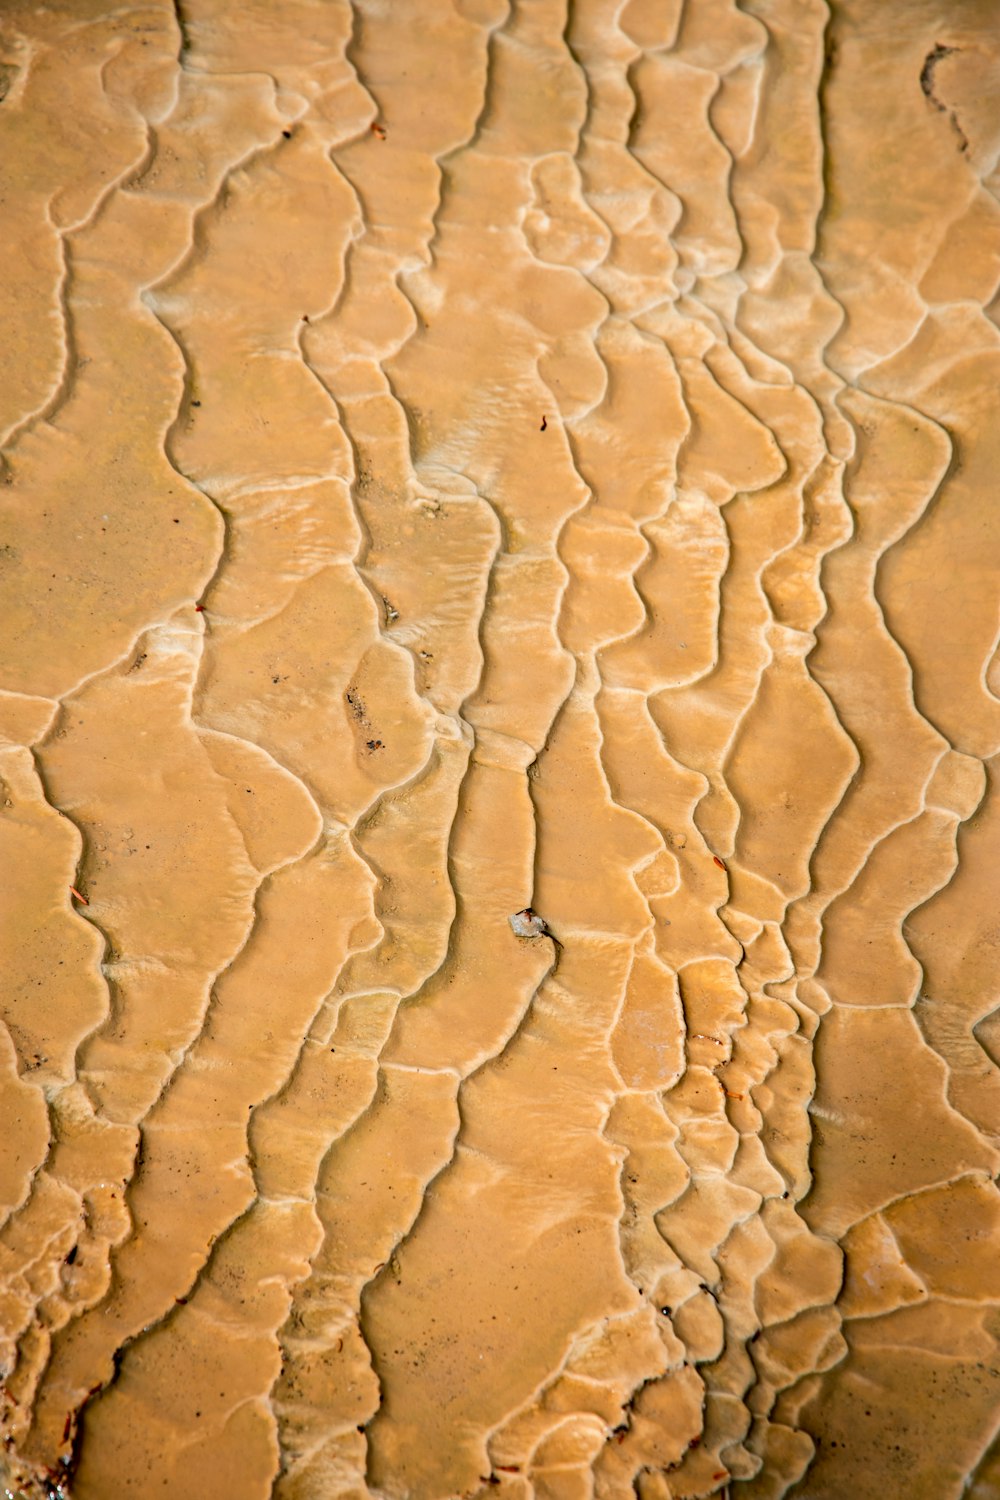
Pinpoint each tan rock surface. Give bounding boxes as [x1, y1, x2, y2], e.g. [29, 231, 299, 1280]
[1, 0, 999, 1496]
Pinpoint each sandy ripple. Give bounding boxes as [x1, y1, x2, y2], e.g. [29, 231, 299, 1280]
[1, 0, 999, 1496]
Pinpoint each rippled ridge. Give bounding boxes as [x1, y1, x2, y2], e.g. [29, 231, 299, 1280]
[1, 0, 999, 1496]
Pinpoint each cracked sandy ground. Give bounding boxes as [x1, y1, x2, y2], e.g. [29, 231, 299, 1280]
[1, 1, 1000, 1497]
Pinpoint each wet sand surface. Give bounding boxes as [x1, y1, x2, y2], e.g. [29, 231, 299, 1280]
[2, 1, 1000, 1496]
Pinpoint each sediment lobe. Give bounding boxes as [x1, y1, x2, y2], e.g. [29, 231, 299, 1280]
[1, 0, 999, 1496]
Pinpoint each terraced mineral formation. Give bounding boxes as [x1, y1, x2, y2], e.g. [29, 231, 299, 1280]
[1, 1, 999, 1497]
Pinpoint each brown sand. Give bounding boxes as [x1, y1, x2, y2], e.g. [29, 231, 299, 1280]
[1, 1, 999, 1496]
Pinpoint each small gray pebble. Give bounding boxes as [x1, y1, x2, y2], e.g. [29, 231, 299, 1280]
[509, 908, 549, 938]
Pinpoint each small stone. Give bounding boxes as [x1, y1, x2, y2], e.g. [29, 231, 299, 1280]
[509, 908, 550, 938]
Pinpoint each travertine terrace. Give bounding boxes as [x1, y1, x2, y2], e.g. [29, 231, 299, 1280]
[2, 1, 999, 1497]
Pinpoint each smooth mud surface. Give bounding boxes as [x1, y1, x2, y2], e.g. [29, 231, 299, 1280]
[2, 2, 1000, 1497]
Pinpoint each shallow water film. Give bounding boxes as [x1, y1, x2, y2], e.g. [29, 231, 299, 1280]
[2, 1, 1000, 1496]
